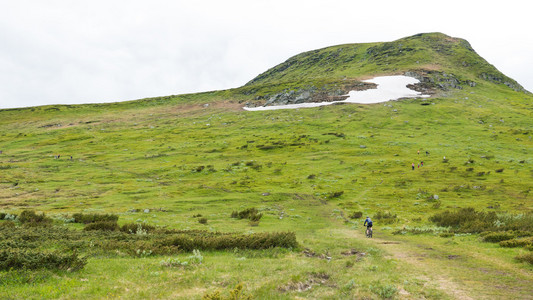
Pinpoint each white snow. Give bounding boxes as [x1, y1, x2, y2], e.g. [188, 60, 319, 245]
[243, 75, 430, 111]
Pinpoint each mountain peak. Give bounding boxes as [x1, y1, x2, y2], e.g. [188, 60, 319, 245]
[245, 33, 527, 96]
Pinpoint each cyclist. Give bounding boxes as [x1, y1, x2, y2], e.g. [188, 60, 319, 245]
[364, 216, 373, 237]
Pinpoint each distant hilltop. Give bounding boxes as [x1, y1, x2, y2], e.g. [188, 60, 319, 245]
[240, 32, 528, 108]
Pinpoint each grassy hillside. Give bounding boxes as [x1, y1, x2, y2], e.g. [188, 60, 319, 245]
[242, 32, 528, 104]
[0, 33, 532, 299]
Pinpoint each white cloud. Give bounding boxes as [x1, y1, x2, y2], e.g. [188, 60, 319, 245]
[0, 0, 531, 109]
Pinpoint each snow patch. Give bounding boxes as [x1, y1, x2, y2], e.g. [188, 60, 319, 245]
[244, 75, 430, 111]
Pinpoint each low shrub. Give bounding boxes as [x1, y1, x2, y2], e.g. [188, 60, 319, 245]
[0, 249, 86, 271]
[499, 237, 533, 248]
[83, 221, 119, 231]
[198, 218, 208, 225]
[248, 213, 262, 222]
[326, 191, 344, 199]
[18, 210, 52, 225]
[429, 207, 497, 232]
[496, 213, 533, 232]
[232, 208, 257, 219]
[373, 211, 398, 224]
[430, 209, 533, 234]
[120, 223, 155, 234]
[231, 208, 263, 222]
[515, 252, 533, 265]
[349, 211, 363, 219]
[72, 213, 119, 224]
[482, 232, 516, 243]
[245, 160, 262, 170]
[0, 221, 16, 228]
[159, 231, 297, 251]
[1, 220, 298, 258]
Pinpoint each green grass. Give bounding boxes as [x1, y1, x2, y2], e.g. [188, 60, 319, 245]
[244, 32, 528, 98]
[0, 32, 532, 299]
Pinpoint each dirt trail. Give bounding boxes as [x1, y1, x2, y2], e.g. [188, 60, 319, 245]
[357, 230, 475, 300]
[377, 240, 473, 300]
[359, 229, 533, 299]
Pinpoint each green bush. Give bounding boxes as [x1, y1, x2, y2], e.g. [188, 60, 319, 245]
[430, 209, 533, 234]
[0, 249, 86, 271]
[499, 237, 533, 248]
[245, 160, 262, 170]
[349, 211, 363, 219]
[232, 208, 257, 219]
[1, 220, 297, 257]
[482, 231, 516, 243]
[72, 213, 119, 224]
[326, 191, 344, 199]
[18, 210, 52, 225]
[198, 218, 208, 224]
[429, 207, 497, 232]
[515, 252, 533, 265]
[83, 221, 119, 231]
[497, 213, 533, 232]
[373, 211, 398, 224]
[439, 232, 454, 238]
[231, 208, 263, 222]
[159, 231, 297, 251]
[248, 213, 262, 222]
[120, 223, 155, 234]
[0, 220, 16, 228]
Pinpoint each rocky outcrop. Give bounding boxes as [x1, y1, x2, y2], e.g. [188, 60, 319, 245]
[404, 70, 476, 91]
[404, 70, 529, 94]
[479, 73, 528, 93]
[245, 81, 375, 108]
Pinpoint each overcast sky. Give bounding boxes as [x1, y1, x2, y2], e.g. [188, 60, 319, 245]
[1, 0, 532, 109]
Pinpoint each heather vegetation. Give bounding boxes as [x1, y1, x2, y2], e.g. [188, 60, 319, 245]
[0, 33, 531, 299]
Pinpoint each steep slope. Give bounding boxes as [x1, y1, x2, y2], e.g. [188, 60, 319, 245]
[241, 32, 528, 107]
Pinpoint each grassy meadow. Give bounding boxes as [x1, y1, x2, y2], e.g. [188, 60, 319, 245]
[1, 83, 531, 299]
[1, 33, 532, 299]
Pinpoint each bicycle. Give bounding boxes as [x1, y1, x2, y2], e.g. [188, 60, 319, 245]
[365, 226, 373, 238]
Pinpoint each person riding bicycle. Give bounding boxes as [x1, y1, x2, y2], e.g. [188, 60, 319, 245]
[364, 216, 373, 237]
